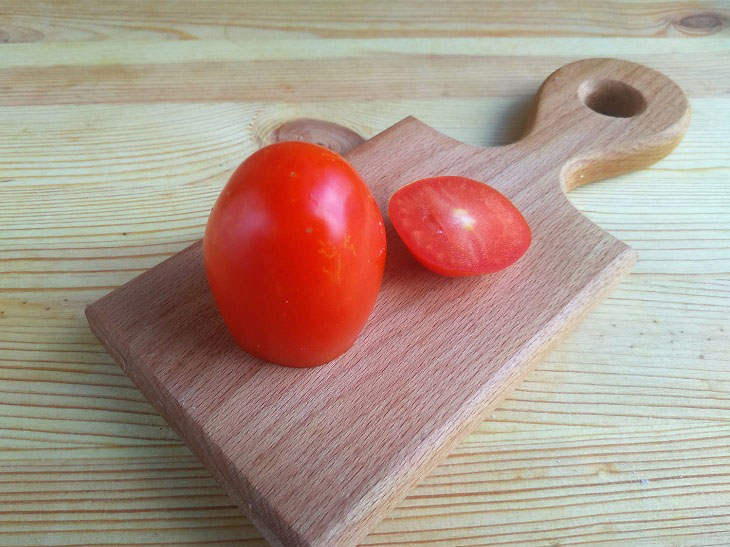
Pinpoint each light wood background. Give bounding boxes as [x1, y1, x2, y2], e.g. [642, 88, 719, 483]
[1, 2, 729, 546]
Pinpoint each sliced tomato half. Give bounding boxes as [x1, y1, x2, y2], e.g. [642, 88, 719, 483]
[388, 176, 531, 276]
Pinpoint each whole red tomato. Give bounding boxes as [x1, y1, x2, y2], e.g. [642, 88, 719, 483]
[204, 141, 386, 367]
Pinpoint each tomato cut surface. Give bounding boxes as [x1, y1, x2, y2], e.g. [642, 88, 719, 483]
[204, 141, 386, 368]
[388, 176, 531, 277]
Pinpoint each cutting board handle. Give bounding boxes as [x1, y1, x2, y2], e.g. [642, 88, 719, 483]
[520, 58, 691, 191]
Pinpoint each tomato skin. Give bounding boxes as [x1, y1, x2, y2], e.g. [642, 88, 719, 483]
[204, 142, 386, 367]
[388, 176, 531, 277]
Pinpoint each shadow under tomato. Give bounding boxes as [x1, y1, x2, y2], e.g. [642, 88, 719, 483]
[372, 219, 498, 323]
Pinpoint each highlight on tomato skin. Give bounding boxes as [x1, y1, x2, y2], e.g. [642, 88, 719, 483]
[203, 141, 387, 368]
[388, 176, 532, 277]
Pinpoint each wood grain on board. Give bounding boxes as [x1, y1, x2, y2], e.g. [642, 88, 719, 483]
[85, 59, 690, 546]
[1, 3, 730, 545]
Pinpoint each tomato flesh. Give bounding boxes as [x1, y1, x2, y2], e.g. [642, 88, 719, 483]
[388, 176, 531, 276]
[204, 142, 386, 367]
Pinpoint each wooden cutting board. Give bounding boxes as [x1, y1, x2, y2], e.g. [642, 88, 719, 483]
[86, 58, 689, 547]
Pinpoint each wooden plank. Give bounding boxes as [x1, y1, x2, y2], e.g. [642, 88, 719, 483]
[0, 39, 729, 106]
[0, 1, 726, 42]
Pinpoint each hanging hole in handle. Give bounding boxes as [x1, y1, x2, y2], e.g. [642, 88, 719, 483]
[578, 79, 647, 118]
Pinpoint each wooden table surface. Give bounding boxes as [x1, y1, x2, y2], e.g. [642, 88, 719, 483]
[1, 2, 729, 546]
